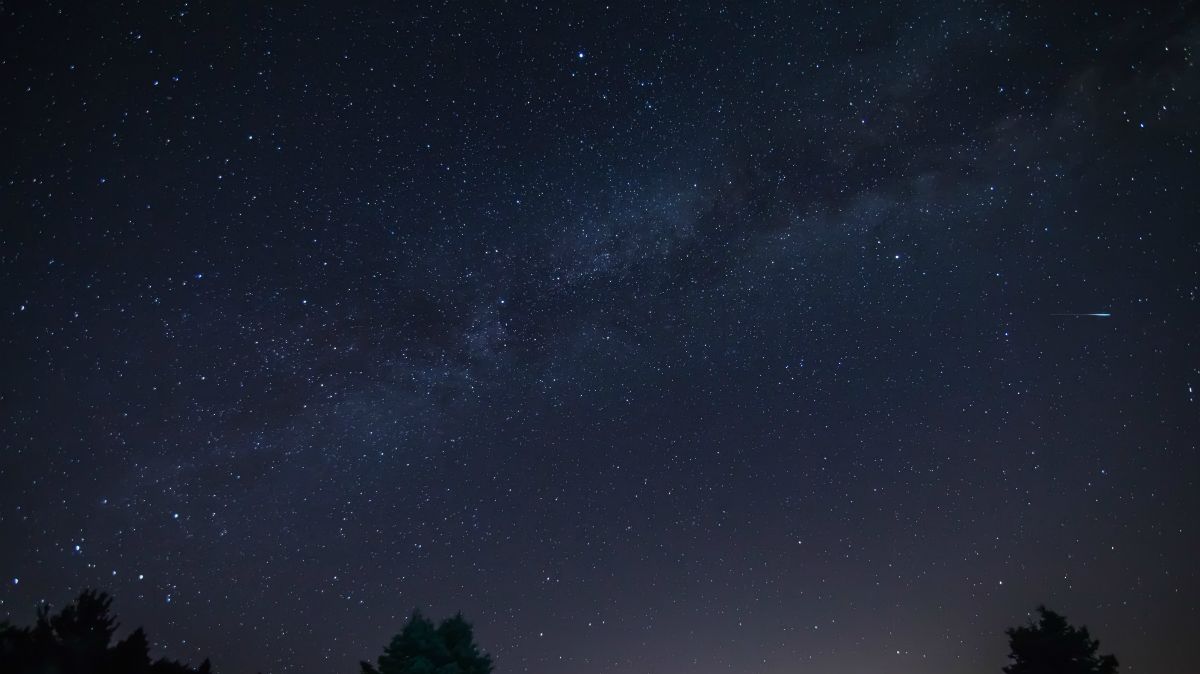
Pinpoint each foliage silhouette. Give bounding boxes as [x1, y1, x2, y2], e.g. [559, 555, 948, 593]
[0, 589, 212, 674]
[1004, 605, 1118, 674]
[361, 609, 492, 674]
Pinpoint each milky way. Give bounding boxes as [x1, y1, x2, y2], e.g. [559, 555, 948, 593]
[2, 3, 1198, 673]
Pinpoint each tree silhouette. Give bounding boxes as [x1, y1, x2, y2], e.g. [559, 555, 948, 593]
[0, 589, 212, 674]
[362, 610, 492, 674]
[1004, 606, 1118, 674]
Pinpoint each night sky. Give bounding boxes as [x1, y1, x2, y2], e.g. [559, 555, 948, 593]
[2, 2, 1198, 673]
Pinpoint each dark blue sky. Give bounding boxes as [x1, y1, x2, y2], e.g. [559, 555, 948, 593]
[2, 2, 1197, 673]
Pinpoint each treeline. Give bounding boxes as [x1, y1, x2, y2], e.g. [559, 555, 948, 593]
[0, 590, 210, 674]
[0, 588, 1118, 673]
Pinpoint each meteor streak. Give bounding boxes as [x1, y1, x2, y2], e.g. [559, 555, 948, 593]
[1051, 312, 1111, 317]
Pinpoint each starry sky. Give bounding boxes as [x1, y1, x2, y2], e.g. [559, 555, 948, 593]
[2, 2, 1198, 673]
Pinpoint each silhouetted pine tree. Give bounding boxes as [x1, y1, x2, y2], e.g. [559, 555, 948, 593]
[1004, 606, 1118, 674]
[0, 589, 212, 674]
[362, 610, 492, 674]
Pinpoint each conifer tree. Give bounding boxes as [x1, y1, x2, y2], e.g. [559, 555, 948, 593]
[362, 610, 492, 674]
[1004, 606, 1118, 674]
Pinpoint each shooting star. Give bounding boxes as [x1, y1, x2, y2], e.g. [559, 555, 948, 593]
[1051, 312, 1111, 318]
